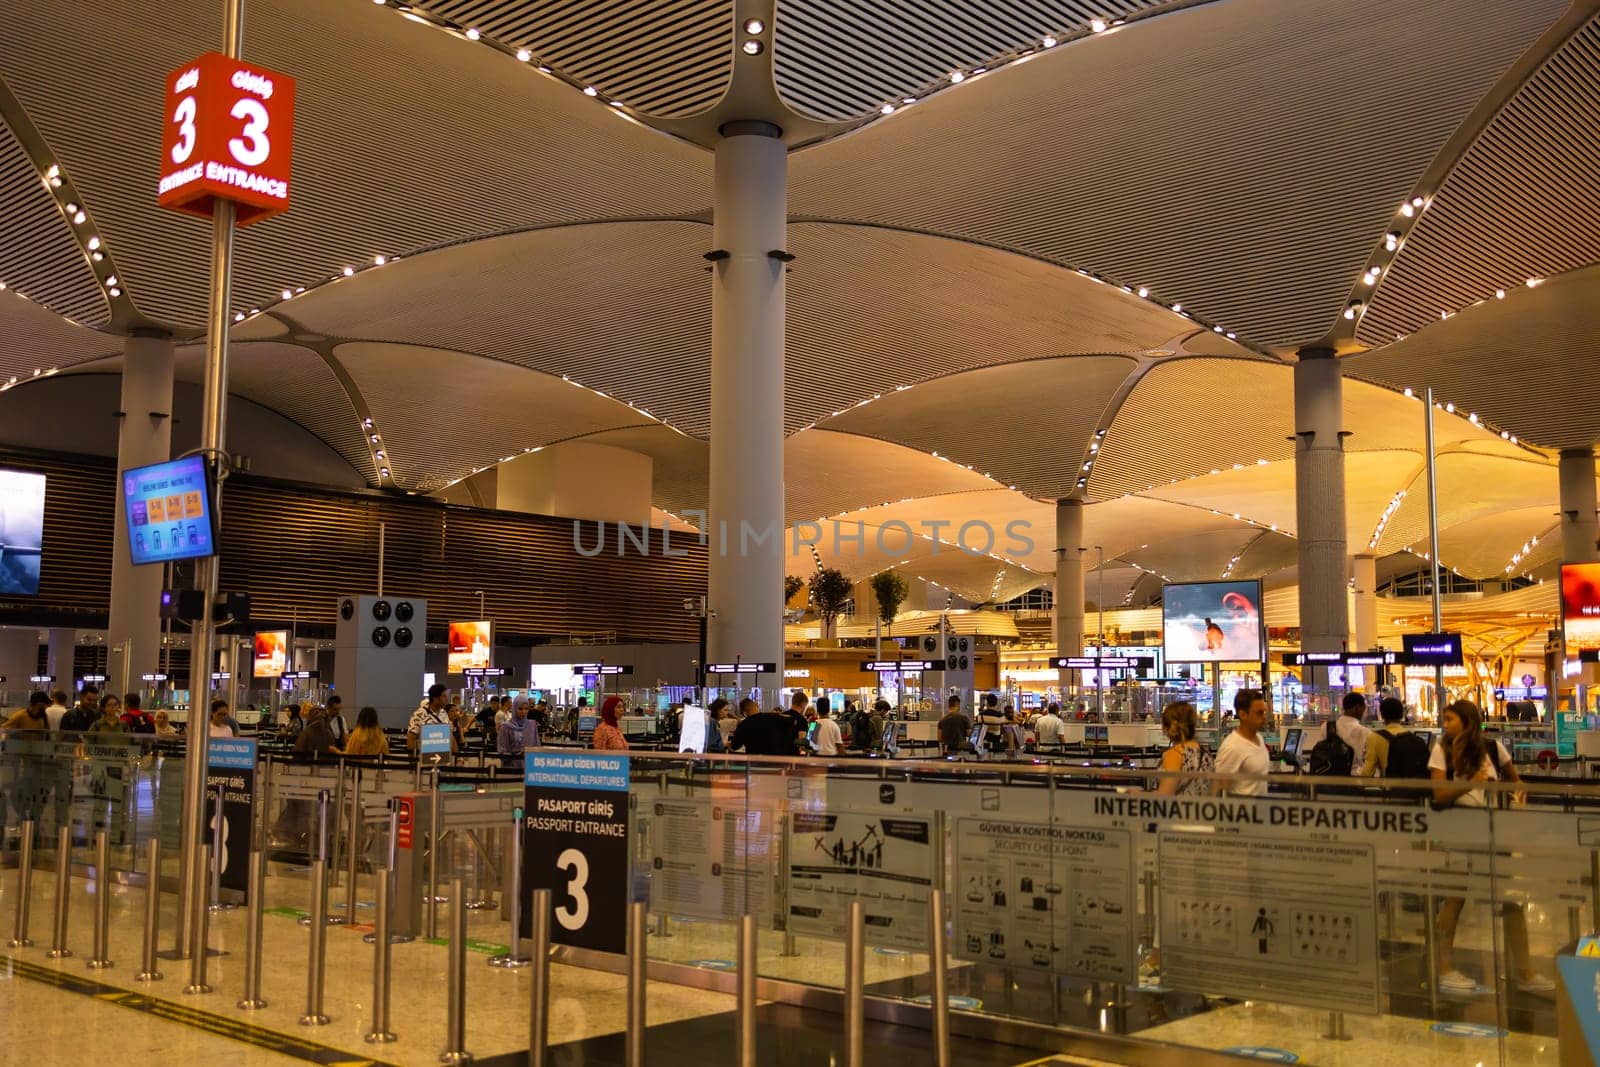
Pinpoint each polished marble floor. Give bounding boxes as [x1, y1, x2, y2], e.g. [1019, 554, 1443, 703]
[0, 851, 1577, 1066]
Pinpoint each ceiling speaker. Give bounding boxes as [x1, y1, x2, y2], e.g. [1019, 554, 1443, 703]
[371, 625, 391, 647]
[396, 601, 415, 622]
[395, 626, 413, 648]
[339, 598, 355, 621]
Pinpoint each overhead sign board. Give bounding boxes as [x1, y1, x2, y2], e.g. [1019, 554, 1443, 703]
[1402, 632, 1464, 666]
[573, 664, 632, 676]
[159, 52, 296, 225]
[706, 662, 778, 674]
[862, 660, 937, 672]
[1050, 656, 1154, 670]
[463, 667, 508, 678]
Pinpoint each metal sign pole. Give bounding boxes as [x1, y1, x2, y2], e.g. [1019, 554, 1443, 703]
[1424, 387, 1445, 711]
[177, 0, 242, 961]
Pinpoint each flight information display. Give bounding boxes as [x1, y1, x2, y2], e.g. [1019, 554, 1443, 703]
[123, 455, 216, 565]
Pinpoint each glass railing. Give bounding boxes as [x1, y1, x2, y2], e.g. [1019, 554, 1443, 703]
[612, 750, 1594, 1066]
[5, 728, 1595, 1064]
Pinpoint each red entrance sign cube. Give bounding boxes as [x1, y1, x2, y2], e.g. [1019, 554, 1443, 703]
[157, 52, 295, 226]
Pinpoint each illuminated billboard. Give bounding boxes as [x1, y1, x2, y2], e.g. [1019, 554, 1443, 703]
[253, 630, 289, 677]
[448, 620, 493, 674]
[123, 455, 216, 565]
[0, 469, 45, 596]
[1561, 563, 1600, 654]
[1162, 580, 1264, 663]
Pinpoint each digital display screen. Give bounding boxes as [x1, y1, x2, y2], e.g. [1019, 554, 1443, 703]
[1561, 563, 1600, 654]
[253, 630, 289, 677]
[1282, 727, 1303, 759]
[1402, 632, 1464, 666]
[122, 455, 215, 565]
[1162, 580, 1264, 663]
[0, 468, 45, 596]
[448, 620, 493, 674]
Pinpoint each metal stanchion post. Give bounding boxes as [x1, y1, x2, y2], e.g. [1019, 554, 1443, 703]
[427, 766, 443, 938]
[135, 838, 163, 981]
[46, 825, 72, 959]
[442, 876, 472, 1064]
[88, 830, 114, 968]
[528, 888, 552, 1067]
[364, 808, 413, 945]
[329, 762, 347, 887]
[928, 889, 950, 1067]
[365, 867, 397, 1044]
[237, 850, 268, 1009]
[845, 900, 865, 1067]
[1423, 893, 1440, 1016]
[627, 899, 647, 1067]
[7, 819, 35, 947]
[300, 845, 331, 1025]
[208, 787, 234, 911]
[345, 764, 362, 924]
[1322, 1010, 1351, 1040]
[489, 816, 529, 968]
[300, 790, 344, 927]
[183, 844, 213, 993]
[737, 914, 757, 1067]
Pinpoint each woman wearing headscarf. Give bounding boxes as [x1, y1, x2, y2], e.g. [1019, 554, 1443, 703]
[591, 695, 629, 751]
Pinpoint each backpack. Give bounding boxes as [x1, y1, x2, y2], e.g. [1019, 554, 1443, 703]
[1306, 721, 1354, 776]
[851, 711, 876, 751]
[1382, 729, 1431, 784]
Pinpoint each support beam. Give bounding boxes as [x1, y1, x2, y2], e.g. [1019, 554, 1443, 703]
[707, 125, 786, 681]
[1054, 500, 1085, 692]
[1352, 554, 1378, 653]
[107, 333, 175, 687]
[1294, 352, 1350, 692]
[1559, 448, 1599, 565]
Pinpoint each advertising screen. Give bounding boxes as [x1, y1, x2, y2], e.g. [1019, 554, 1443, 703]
[1561, 563, 1600, 654]
[122, 455, 216, 565]
[448, 620, 493, 674]
[253, 630, 289, 677]
[1161, 580, 1264, 663]
[0, 469, 46, 596]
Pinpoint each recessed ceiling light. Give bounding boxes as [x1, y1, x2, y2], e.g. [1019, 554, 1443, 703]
[1042, 35, 1057, 47]
[465, 27, 480, 39]
[743, 18, 764, 34]
[742, 39, 763, 55]
[583, 86, 598, 96]
[516, 48, 531, 62]
[949, 71, 964, 83]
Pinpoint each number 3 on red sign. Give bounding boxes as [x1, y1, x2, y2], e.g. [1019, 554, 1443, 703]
[229, 98, 270, 166]
[171, 97, 197, 164]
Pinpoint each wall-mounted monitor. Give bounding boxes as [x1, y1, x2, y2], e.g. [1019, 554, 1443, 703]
[122, 455, 216, 565]
[0, 468, 45, 595]
[448, 619, 493, 674]
[253, 630, 289, 677]
[1162, 579, 1264, 663]
[1561, 563, 1600, 655]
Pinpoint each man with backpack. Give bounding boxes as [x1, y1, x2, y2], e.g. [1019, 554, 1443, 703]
[1334, 692, 1372, 773]
[1360, 696, 1431, 781]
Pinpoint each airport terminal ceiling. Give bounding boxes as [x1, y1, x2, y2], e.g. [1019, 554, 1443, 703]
[1, 0, 1598, 607]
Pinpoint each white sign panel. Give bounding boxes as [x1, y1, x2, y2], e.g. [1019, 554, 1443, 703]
[644, 798, 777, 924]
[787, 810, 933, 950]
[1158, 832, 1381, 1014]
[954, 818, 1135, 982]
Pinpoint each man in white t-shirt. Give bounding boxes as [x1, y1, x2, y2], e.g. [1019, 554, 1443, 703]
[44, 688, 68, 731]
[1035, 703, 1065, 746]
[1335, 692, 1373, 774]
[811, 697, 843, 756]
[1215, 689, 1270, 796]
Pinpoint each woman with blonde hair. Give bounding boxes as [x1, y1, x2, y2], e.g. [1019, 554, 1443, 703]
[343, 706, 388, 756]
[1155, 701, 1213, 796]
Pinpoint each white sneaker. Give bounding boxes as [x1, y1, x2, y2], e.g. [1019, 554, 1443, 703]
[1438, 969, 1485, 994]
[1516, 973, 1556, 994]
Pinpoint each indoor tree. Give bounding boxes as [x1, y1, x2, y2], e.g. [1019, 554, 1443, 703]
[808, 567, 854, 641]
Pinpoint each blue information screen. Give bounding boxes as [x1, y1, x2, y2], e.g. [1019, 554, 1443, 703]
[122, 455, 216, 565]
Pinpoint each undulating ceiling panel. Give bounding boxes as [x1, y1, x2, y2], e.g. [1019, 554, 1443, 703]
[0, 121, 108, 326]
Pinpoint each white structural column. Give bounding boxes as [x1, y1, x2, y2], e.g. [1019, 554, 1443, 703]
[1559, 448, 1599, 564]
[45, 629, 75, 685]
[1352, 554, 1378, 652]
[1293, 352, 1350, 658]
[707, 125, 786, 676]
[1054, 499, 1086, 690]
[107, 333, 175, 689]
[0, 628, 39, 691]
